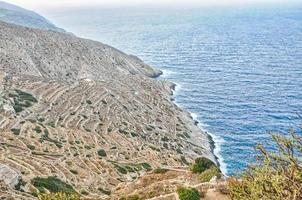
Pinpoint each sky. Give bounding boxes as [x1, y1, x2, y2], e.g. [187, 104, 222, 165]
[4, 0, 301, 11]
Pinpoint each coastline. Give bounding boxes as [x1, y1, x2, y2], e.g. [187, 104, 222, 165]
[157, 70, 227, 175]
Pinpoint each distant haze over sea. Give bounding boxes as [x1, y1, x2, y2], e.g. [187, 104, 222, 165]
[48, 5, 302, 175]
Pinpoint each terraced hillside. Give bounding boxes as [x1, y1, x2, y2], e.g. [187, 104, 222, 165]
[0, 21, 216, 199]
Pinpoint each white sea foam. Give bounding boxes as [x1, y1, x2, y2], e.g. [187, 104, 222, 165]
[191, 112, 198, 120]
[161, 69, 175, 78]
[190, 112, 228, 175]
[207, 132, 228, 175]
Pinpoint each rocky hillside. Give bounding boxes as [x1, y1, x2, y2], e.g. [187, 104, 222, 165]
[0, 21, 216, 199]
[0, 1, 65, 32]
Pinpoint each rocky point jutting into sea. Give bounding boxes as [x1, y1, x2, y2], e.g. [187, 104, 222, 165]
[0, 6, 220, 198]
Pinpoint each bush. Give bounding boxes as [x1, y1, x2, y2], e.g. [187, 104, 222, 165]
[31, 176, 76, 194]
[200, 166, 221, 183]
[97, 149, 107, 157]
[191, 157, 216, 174]
[141, 162, 152, 171]
[114, 164, 128, 174]
[38, 192, 80, 200]
[228, 129, 302, 200]
[153, 168, 168, 174]
[11, 128, 21, 135]
[177, 187, 200, 200]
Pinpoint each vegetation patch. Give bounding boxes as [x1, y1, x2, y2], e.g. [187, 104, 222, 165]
[131, 132, 138, 137]
[153, 168, 168, 174]
[140, 163, 152, 171]
[97, 149, 107, 157]
[98, 188, 111, 195]
[31, 176, 76, 194]
[27, 144, 36, 151]
[11, 89, 38, 113]
[119, 128, 129, 135]
[191, 157, 216, 174]
[15, 178, 26, 191]
[114, 164, 128, 174]
[112, 162, 152, 174]
[33, 126, 42, 134]
[120, 195, 143, 200]
[11, 128, 21, 135]
[200, 166, 221, 183]
[177, 187, 200, 200]
[38, 192, 80, 200]
[39, 130, 63, 148]
[228, 129, 302, 200]
[80, 190, 89, 195]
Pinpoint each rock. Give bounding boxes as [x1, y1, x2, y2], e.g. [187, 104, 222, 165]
[0, 164, 20, 188]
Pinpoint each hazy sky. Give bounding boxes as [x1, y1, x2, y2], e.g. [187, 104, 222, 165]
[4, 0, 300, 11]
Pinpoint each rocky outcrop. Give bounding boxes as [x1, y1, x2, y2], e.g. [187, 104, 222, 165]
[0, 164, 20, 188]
[0, 1, 65, 32]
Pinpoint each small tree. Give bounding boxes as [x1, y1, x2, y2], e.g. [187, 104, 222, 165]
[228, 129, 302, 200]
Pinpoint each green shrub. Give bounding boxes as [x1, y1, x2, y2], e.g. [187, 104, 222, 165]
[153, 168, 168, 174]
[200, 166, 221, 183]
[11, 128, 21, 135]
[177, 187, 200, 200]
[97, 149, 107, 157]
[11, 90, 38, 113]
[114, 164, 128, 174]
[15, 89, 38, 103]
[38, 192, 80, 200]
[13, 105, 23, 113]
[131, 132, 138, 137]
[141, 162, 152, 171]
[31, 176, 76, 194]
[228, 129, 302, 200]
[86, 100, 92, 105]
[33, 126, 42, 134]
[191, 157, 216, 174]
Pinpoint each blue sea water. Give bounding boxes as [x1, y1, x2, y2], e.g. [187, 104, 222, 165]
[48, 5, 302, 175]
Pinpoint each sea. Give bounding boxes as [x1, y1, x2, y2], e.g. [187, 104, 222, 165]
[47, 4, 302, 175]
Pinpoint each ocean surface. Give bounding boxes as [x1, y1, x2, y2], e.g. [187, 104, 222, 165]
[48, 5, 302, 175]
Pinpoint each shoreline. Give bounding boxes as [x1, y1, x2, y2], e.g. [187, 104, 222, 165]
[157, 70, 227, 175]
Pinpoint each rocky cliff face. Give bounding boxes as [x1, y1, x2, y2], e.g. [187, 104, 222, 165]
[0, 21, 215, 199]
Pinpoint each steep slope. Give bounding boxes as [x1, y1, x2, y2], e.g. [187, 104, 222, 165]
[0, 1, 65, 32]
[0, 21, 216, 199]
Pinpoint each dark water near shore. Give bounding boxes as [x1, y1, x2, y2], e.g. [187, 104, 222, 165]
[48, 5, 302, 175]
